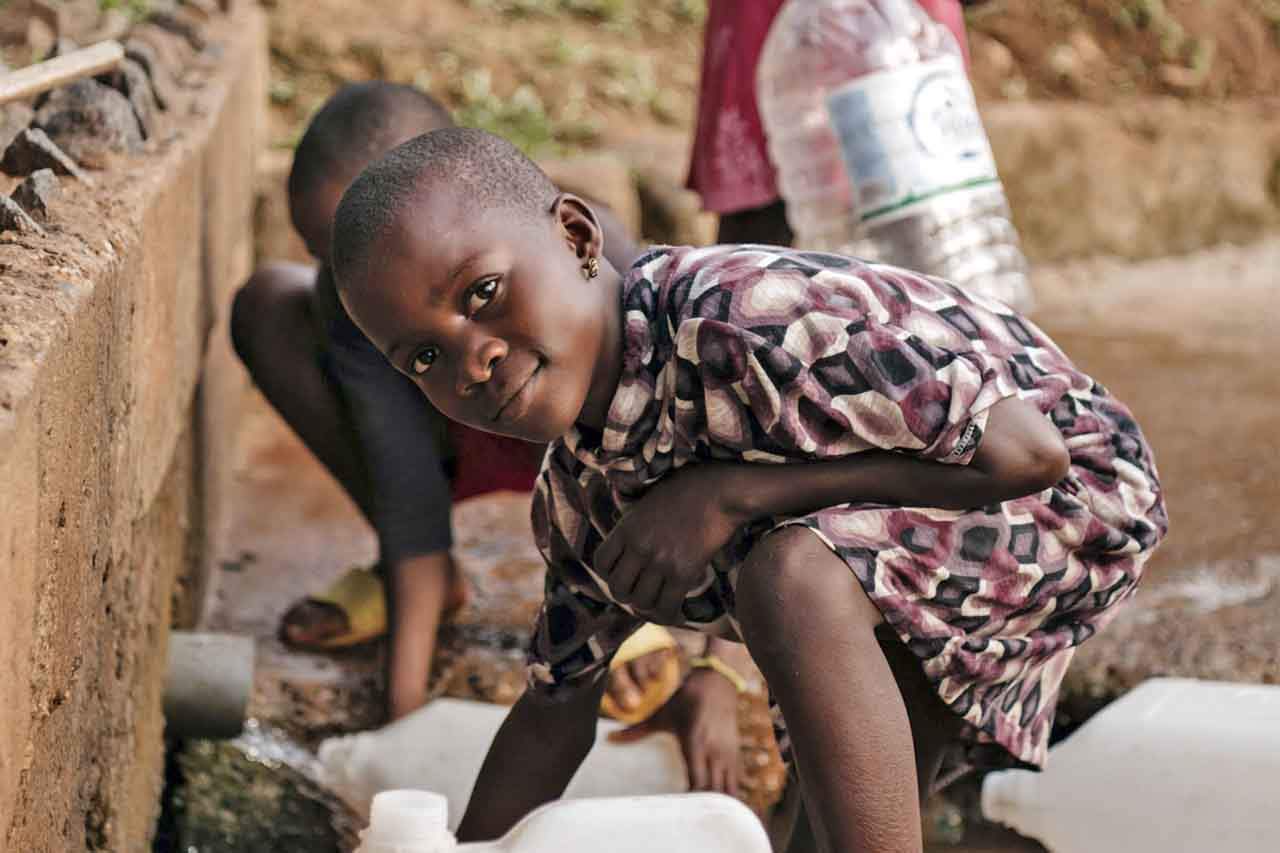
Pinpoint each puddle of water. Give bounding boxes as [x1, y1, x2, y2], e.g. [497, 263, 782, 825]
[171, 720, 364, 853]
[233, 718, 328, 778]
[1130, 554, 1280, 624]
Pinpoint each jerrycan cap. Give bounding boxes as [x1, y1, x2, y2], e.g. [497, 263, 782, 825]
[367, 790, 451, 844]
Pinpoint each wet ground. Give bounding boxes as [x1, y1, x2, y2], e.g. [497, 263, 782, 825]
[202, 239, 1279, 851]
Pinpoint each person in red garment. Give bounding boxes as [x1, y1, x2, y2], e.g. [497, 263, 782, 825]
[687, 0, 970, 247]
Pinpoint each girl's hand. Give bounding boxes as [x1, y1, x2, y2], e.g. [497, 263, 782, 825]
[594, 464, 746, 624]
[608, 668, 742, 796]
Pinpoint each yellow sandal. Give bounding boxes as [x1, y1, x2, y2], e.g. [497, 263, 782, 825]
[290, 566, 388, 650]
[600, 623, 683, 724]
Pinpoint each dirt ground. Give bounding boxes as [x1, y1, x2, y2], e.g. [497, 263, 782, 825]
[260, 0, 1280, 154]
[2, 2, 1277, 157]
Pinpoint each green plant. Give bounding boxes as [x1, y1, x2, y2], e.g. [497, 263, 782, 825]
[451, 68, 598, 157]
[268, 79, 297, 106]
[1129, 0, 1168, 29]
[1257, 0, 1280, 47]
[539, 34, 595, 68]
[964, 0, 1006, 27]
[1121, 0, 1192, 62]
[463, 0, 704, 30]
[670, 0, 706, 25]
[1187, 36, 1215, 75]
[99, 0, 152, 22]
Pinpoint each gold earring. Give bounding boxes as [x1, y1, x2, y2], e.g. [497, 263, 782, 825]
[582, 256, 599, 279]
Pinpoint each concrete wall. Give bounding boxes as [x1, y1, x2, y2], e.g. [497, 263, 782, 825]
[0, 7, 266, 851]
[984, 98, 1280, 264]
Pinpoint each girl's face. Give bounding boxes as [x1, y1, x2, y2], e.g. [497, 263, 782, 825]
[339, 188, 621, 444]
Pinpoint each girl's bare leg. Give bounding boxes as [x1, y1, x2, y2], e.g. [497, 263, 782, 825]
[736, 526, 924, 853]
[875, 624, 965, 801]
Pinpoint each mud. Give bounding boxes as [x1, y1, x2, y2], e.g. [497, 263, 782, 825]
[1029, 240, 1280, 728]
[173, 722, 361, 853]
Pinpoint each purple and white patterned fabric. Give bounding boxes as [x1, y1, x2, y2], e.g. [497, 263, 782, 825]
[526, 244, 1166, 769]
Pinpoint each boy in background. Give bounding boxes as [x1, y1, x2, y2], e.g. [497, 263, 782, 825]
[232, 83, 744, 794]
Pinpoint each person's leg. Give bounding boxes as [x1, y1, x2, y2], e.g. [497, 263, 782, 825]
[716, 199, 794, 247]
[231, 263, 387, 646]
[735, 526, 923, 853]
[230, 261, 375, 521]
[875, 625, 965, 801]
[774, 671, 960, 853]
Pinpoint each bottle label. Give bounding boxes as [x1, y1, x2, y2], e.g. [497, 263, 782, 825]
[825, 55, 998, 225]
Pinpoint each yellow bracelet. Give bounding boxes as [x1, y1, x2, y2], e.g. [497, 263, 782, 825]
[688, 655, 748, 694]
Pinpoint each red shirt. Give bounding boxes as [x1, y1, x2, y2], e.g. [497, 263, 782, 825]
[448, 424, 542, 502]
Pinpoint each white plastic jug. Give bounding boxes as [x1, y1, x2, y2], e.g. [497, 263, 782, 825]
[982, 678, 1280, 852]
[318, 697, 689, 829]
[356, 789, 772, 853]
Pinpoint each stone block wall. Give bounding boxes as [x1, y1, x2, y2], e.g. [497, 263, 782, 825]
[0, 7, 266, 850]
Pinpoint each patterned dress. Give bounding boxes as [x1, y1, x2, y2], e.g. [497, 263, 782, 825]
[527, 245, 1167, 769]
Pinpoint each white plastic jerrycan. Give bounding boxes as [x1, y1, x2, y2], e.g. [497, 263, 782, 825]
[982, 678, 1280, 852]
[318, 698, 688, 828]
[356, 789, 772, 853]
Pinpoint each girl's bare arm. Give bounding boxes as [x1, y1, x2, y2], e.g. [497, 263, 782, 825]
[455, 677, 606, 842]
[727, 395, 1070, 520]
[594, 395, 1070, 620]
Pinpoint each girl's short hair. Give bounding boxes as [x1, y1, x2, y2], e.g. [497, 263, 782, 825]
[331, 127, 557, 292]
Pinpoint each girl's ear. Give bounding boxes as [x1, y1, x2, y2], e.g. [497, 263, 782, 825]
[551, 193, 605, 263]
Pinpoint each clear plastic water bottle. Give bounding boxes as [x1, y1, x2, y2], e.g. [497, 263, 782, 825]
[757, 0, 1033, 311]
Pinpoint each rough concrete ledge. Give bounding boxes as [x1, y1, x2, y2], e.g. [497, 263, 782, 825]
[255, 98, 1280, 274]
[0, 6, 265, 851]
[577, 98, 1280, 265]
[984, 97, 1280, 264]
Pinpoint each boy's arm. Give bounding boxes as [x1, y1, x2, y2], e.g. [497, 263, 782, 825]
[456, 678, 607, 842]
[321, 308, 458, 721]
[385, 552, 455, 720]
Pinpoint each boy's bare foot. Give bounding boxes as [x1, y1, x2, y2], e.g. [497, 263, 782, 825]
[278, 557, 469, 650]
[605, 650, 672, 714]
[279, 598, 351, 647]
